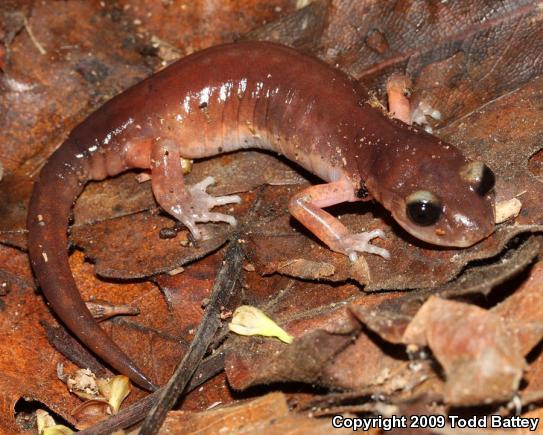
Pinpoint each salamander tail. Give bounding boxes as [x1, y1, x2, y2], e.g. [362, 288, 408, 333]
[27, 144, 157, 391]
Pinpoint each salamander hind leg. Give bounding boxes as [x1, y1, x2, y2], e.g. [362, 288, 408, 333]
[288, 179, 390, 261]
[386, 73, 441, 130]
[151, 140, 241, 240]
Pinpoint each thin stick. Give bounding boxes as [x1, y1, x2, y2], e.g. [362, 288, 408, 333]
[41, 320, 107, 376]
[24, 17, 46, 55]
[139, 238, 244, 434]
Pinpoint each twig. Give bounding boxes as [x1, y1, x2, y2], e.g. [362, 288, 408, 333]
[40, 320, 106, 376]
[139, 237, 245, 434]
[79, 350, 225, 434]
[23, 17, 46, 55]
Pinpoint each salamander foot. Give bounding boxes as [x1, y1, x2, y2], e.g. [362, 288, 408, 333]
[187, 176, 242, 229]
[340, 229, 390, 262]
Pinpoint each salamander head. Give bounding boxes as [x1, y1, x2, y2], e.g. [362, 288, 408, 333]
[364, 134, 495, 247]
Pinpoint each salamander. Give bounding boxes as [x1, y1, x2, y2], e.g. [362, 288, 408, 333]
[27, 41, 496, 390]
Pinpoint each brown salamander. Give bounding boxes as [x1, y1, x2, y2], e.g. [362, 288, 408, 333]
[27, 41, 495, 390]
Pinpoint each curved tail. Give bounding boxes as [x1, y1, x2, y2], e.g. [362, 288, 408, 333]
[27, 142, 157, 391]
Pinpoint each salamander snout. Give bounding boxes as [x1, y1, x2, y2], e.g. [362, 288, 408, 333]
[404, 161, 495, 231]
[397, 161, 496, 247]
[373, 155, 497, 248]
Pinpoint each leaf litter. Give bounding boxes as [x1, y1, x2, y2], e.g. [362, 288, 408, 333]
[1, 0, 543, 432]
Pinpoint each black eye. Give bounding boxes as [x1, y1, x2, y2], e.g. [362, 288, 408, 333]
[460, 162, 495, 196]
[406, 191, 442, 226]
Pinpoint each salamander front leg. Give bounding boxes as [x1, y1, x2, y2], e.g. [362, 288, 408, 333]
[151, 140, 241, 240]
[288, 179, 390, 261]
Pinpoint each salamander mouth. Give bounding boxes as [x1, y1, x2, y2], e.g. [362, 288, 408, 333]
[403, 226, 485, 247]
[391, 210, 495, 248]
[414, 222, 493, 247]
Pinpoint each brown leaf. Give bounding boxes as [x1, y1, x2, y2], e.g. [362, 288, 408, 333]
[507, 262, 543, 405]
[441, 75, 543, 232]
[348, 236, 541, 345]
[320, 1, 543, 125]
[402, 296, 528, 405]
[246, 0, 329, 51]
[71, 213, 229, 279]
[0, 246, 81, 432]
[0, 172, 32, 249]
[248, 231, 371, 286]
[115, 0, 297, 56]
[225, 290, 437, 395]
[226, 329, 355, 390]
[161, 391, 356, 435]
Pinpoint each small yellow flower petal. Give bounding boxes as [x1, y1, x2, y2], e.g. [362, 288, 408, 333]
[36, 410, 56, 434]
[180, 157, 193, 174]
[229, 305, 293, 344]
[97, 375, 132, 414]
[43, 426, 74, 435]
[36, 409, 74, 435]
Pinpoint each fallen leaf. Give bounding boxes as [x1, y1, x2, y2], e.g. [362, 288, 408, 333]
[161, 392, 356, 434]
[402, 296, 535, 405]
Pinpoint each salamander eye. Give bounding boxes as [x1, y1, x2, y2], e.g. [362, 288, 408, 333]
[460, 161, 495, 196]
[406, 191, 442, 226]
